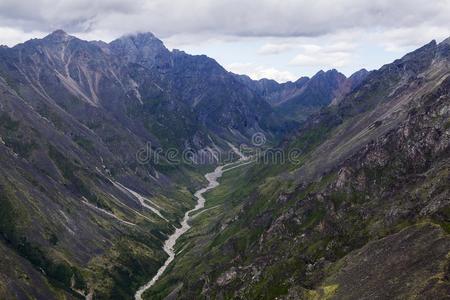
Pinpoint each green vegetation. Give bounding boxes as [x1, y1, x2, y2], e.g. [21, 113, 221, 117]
[74, 135, 95, 153]
[48, 145, 111, 210]
[0, 183, 84, 291]
[0, 184, 18, 243]
[0, 112, 40, 158]
[87, 235, 165, 300]
[36, 104, 64, 130]
[3, 136, 38, 158]
[0, 71, 22, 95]
[444, 120, 450, 130]
[141, 96, 203, 150]
[0, 112, 20, 131]
[146, 88, 450, 298]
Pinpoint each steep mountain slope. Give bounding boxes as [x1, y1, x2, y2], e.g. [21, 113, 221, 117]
[0, 67, 186, 299]
[145, 39, 450, 299]
[0, 30, 287, 299]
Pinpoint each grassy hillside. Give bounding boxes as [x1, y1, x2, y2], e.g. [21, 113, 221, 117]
[144, 41, 450, 299]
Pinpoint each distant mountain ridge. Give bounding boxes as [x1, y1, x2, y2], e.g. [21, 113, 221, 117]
[235, 68, 370, 121]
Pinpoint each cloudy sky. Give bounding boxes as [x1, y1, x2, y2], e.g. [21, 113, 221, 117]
[0, 0, 449, 82]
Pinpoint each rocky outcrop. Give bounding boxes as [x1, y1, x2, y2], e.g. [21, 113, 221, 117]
[326, 223, 450, 300]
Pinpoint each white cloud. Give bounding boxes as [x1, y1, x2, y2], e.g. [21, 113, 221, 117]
[226, 63, 296, 83]
[258, 43, 294, 55]
[0, 27, 46, 46]
[289, 42, 356, 69]
[370, 25, 450, 52]
[0, 0, 448, 41]
[290, 52, 351, 68]
[0, 1, 447, 80]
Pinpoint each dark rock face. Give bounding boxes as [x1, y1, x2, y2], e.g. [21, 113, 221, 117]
[329, 224, 450, 300]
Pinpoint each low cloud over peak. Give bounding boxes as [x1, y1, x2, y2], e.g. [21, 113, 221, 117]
[0, 0, 448, 81]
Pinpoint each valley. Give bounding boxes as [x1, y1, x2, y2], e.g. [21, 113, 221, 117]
[136, 147, 249, 299]
[0, 29, 448, 300]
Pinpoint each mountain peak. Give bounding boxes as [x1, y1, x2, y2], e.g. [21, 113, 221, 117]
[133, 32, 157, 39]
[43, 29, 73, 42]
[110, 31, 168, 54]
[109, 31, 170, 67]
[350, 68, 369, 79]
[51, 29, 68, 36]
[312, 69, 346, 80]
[312, 70, 325, 77]
[114, 32, 161, 46]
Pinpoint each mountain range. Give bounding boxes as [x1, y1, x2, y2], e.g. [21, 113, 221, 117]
[0, 30, 448, 300]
